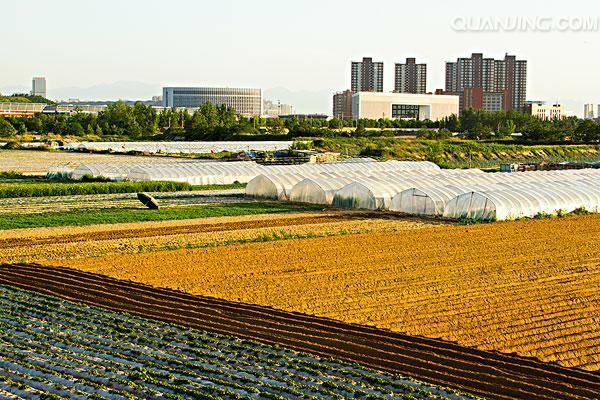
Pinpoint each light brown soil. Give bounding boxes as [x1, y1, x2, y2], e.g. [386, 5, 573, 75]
[50, 214, 600, 371]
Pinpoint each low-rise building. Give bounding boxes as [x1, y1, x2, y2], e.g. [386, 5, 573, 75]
[526, 102, 565, 120]
[0, 102, 47, 117]
[162, 87, 262, 116]
[332, 90, 353, 120]
[351, 92, 459, 121]
[263, 100, 294, 116]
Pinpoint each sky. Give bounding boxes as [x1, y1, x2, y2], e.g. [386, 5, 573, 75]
[2, 0, 600, 115]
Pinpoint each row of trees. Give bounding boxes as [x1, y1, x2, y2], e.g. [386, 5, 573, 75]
[439, 109, 600, 143]
[0, 101, 260, 139]
[2, 98, 600, 143]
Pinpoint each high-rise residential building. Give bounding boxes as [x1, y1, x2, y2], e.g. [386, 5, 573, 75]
[31, 77, 47, 98]
[394, 58, 427, 94]
[332, 90, 353, 120]
[351, 57, 384, 93]
[445, 53, 527, 113]
[584, 104, 595, 119]
[162, 87, 262, 116]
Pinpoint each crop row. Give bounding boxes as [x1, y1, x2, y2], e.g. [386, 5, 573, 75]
[53, 214, 600, 371]
[0, 180, 192, 198]
[0, 284, 473, 400]
[0, 213, 430, 263]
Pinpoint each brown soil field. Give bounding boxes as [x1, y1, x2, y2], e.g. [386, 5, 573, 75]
[0, 211, 438, 263]
[50, 214, 600, 371]
[2, 264, 599, 400]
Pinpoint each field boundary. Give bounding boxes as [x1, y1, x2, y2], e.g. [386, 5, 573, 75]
[1, 264, 598, 400]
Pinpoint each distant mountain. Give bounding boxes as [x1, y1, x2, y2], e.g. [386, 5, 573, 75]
[2, 82, 335, 114]
[49, 81, 161, 102]
[0, 86, 30, 96]
[264, 87, 332, 115]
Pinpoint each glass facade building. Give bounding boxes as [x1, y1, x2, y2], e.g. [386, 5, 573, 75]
[162, 87, 262, 116]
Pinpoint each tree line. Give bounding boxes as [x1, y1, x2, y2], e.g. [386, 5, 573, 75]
[1, 99, 600, 143]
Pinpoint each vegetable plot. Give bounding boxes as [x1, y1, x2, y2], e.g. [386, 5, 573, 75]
[0, 284, 474, 400]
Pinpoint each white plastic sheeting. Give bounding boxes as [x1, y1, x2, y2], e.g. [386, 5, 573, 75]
[70, 164, 141, 181]
[326, 168, 600, 217]
[443, 183, 600, 221]
[61, 141, 294, 154]
[289, 177, 357, 204]
[332, 178, 419, 210]
[127, 162, 264, 185]
[391, 186, 474, 216]
[245, 174, 308, 200]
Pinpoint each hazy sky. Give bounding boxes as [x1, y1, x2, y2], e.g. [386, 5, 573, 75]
[3, 0, 600, 114]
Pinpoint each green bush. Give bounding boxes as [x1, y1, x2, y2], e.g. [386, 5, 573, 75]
[0, 180, 192, 198]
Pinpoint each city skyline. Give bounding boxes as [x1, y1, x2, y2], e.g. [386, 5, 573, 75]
[3, 0, 600, 115]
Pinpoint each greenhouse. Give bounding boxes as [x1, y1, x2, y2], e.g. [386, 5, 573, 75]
[61, 141, 294, 154]
[288, 177, 357, 205]
[443, 184, 600, 221]
[127, 162, 264, 185]
[332, 178, 417, 210]
[245, 174, 308, 200]
[70, 163, 139, 181]
[390, 186, 476, 216]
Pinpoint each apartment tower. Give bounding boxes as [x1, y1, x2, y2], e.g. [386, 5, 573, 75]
[445, 53, 527, 113]
[394, 58, 427, 94]
[351, 57, 384, 93]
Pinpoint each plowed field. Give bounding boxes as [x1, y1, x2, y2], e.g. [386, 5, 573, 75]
[1, 211, 436, 263]
[52, 214, 600, 371]
[2, 264, 599, 400]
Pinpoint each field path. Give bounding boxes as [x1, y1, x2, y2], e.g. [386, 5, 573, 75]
[1, 264, 599, 400]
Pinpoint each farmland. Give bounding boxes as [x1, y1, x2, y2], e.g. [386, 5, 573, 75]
[0, 211, 437, 263]
[49, 214, 600, 372]
[0, 284, 475, 400]
[2, 148, 599, 399]
[0, 188, 245, 214]
[2, 265, 598, 400]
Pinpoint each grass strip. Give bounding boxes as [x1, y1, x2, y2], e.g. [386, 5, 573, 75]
[0, 181, 194, 198]
[0, 202, 323, 230]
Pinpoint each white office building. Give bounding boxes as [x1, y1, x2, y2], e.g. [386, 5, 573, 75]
[352, 92, 459, 121]
[526, 102, 565, 121]
[31, 77, 46, 98]
[162, 87, 262, 116]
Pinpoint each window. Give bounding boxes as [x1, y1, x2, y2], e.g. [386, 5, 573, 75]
[392, 104, 420, 119]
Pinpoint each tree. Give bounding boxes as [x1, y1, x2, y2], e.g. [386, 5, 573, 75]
[132, 102, 157, 135]
[0, 118, 16, 135]
[496, 119, 516, 138]
[573, 119, 600, 143]
[65, 120, 85, 136]
[465, 123, 493, 140]
[98, 100, 140, 136]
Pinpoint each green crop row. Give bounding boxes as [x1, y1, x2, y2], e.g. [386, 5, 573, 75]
[0, 180, 192, 198]
[0, 285, 478, 400]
